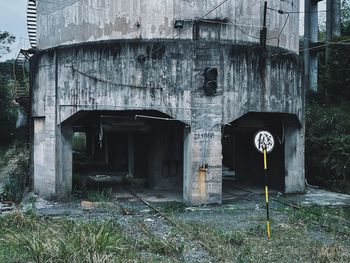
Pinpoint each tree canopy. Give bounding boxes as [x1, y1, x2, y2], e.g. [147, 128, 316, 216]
[0, 31, 15, 59]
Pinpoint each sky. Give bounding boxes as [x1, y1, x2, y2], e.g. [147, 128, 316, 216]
[0, 0, 27, 61]
[0, 0, 327, 62]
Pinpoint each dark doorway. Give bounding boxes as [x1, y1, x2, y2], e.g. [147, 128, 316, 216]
[222, 113, 286, 191]
[70, 110, 185, 193]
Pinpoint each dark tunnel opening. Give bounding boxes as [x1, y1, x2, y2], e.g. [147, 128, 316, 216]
[222, 113, 287, 193]
[70, 110, 185, 195]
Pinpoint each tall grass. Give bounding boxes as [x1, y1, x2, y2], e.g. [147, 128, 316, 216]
[0, 212, 137, 263]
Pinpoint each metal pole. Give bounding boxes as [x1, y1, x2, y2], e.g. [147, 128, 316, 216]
[263, 148, 271, 239]
[260, 1, 268, 111]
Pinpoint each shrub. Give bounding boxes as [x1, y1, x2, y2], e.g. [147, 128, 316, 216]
[0, 143, 29, 203]
[306, 102, 350, 193]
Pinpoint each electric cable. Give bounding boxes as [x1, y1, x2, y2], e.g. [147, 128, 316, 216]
[144, 0, 231, 59]
[272, 38, 350, 57]
[278, 12, 290, 48]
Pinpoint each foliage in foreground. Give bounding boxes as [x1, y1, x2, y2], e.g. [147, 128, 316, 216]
[0, 143, 29, 203]
[0, 61, 18, 142]
[174, 206, 350, 263]
[306, 102, 350, 193]
[0, 212, 134, 263]
[0, 211, 182, 263]
[0, 205, 350, 263]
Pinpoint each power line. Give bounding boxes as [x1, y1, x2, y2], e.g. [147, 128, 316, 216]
[268, 7, 345, 14]
[272, 38, 350, 57]
[226, 18, 260, 40]
[144, 0, 231, 59]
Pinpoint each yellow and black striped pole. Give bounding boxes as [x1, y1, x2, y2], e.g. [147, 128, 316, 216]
[263, 148, 271, 239]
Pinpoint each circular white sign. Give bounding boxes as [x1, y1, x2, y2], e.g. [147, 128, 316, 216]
[254, 130, 275, 153]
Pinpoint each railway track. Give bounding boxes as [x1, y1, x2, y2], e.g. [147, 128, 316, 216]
[222, 182, 350, 238]
[114, 188, 221, 262]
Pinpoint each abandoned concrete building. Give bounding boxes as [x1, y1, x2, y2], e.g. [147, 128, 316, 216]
[29, 0, 304, 205]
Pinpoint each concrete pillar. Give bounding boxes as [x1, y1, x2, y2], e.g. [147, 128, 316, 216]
[183, 126, 192, 203]
[104, 132, 109, 164]
[284, 124, 305, 193]
[128, 134, 134, 178]
[86, 128, 94, 158]
[33, 53, 73, 199]
[183, 122, 222, 205]
[304, 0, 319, 92]
[33, 117, 46, 194]
[326, 0, 341, 41]
[148, 133, 162, 189]
[56, 123, 73, 197]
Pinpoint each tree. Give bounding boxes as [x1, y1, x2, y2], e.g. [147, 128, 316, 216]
[0, 61, 17, 143]
[0, 31, 15, 58]
[341, 0, 350, 35]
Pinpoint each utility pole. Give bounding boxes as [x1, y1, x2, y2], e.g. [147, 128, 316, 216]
[260, 1, 267, 49]
[260, 1, 268, 111]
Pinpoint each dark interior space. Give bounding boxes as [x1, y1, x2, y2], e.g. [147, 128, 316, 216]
[222, 112, 286, 191]
[70, 110, 185, 192]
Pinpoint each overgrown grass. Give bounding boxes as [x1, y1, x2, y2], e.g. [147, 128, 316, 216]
[0, 210, 186, 263]
[172, 206, 350, 263]
[86, 188, 113, 203]
[0, 212, 137, 263]
[159, 202, 187, 214]
[1, 205, 350, 262]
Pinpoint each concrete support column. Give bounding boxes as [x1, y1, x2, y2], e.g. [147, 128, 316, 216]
[33, 117, 46, 194]
[85, 128, 94, 158]
[33, 53, 73, 199]
[284, 124, 305, 193]
[183, 121, 222, 205]
[56, 123, 73, 197]
[104, 132, 109, 164]
[183, 127, 192, 203]
[304, 0, 319, 92]
[128, 134, 134, 178]
[326, 0, 341, 41]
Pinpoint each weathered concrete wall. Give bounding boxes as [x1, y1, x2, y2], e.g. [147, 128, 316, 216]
[285, 121, 305, 193]
[31, 40, 304, 203]
[37, 0, 299, 52]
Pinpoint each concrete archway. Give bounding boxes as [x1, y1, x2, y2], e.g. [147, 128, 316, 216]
[34, 109, 188, 199]
[222, 112, 304, 193]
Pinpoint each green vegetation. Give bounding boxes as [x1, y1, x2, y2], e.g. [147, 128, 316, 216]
[73, 132, 87, 152]
[306, 102, 350, 193]
[0, 31, 17, 143]
[0, 143, 29, 203]
[0, 61, 17, 143]
[0, 212, 136, 263]
[173, 206, 350, 263]
[0, 211, 183, 263]
[1, 201, 350, 262]
[86, 188, 113, 203]
[305, 1, 350, 193]
[0, 31, 15, 58]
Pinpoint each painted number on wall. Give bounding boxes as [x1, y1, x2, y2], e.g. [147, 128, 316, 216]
[194, 132, 215, 140]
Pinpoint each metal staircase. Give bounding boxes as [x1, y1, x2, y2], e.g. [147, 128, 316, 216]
[27, 0, 37, 49]
[11, 0, 37, 108]
[13, 50, 30, 107]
